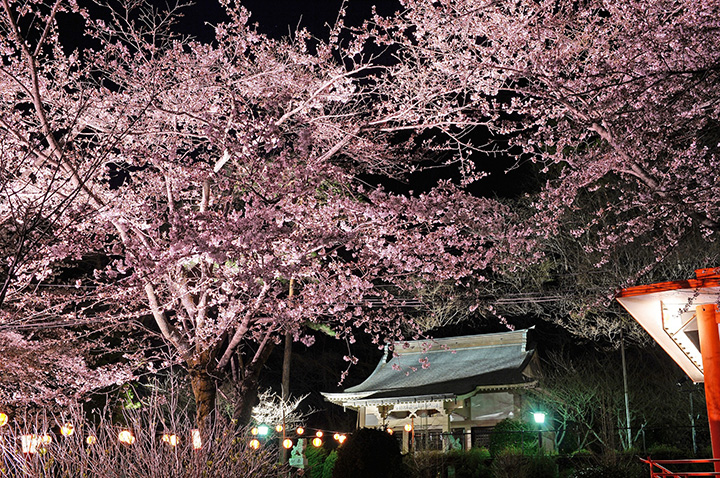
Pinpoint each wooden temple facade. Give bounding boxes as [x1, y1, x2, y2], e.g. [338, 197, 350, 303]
[322, 329, 540, 450]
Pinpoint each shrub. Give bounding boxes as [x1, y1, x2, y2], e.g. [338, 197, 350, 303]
[323, 450, 339, 478]
[646, 444, 688, 460]
[404, 450, 446, 478]
[332, 428, 404, 478]
[448, 448, 492, 478]
[488, 419, 538, 457]
[567, 453, 644, 478]
[491, 448, 558, 478]
[491, 448, 529, 478]
[306, 444, 329, 478]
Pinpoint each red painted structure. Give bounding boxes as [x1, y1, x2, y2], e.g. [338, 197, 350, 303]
[618, 269, 720, 473]
[641, 457, 720, 477]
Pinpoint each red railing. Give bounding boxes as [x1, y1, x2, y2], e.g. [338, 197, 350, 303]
[642, 458, 720, 477]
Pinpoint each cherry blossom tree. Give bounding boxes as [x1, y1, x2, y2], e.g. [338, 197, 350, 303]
[360, 0, 720, 340]
[0, 0, 532, 427]
[374, 0, 720, 264]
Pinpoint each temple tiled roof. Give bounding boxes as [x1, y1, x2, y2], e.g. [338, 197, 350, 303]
[323, 329, 537, 407]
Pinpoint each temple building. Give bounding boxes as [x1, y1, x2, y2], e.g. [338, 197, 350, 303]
[322, 329, 540, 450]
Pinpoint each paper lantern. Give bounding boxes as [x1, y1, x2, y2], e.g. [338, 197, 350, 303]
[191, 429, 202, 450]
[162, 433, 179, 447]
[21, 435, 40, 454]
[118, 430, 135, 445]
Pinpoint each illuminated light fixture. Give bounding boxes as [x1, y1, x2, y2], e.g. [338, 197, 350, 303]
[533, 412, 546, 424]
[257, 425, 270, 436]
[249, 438, 261, 449]
[191, 429, 202, 450]
[60, 423, 74, 437]
[0, 413, 8, 427]
[21, 435, 41, 454]
[404, 423, 413, 432]
[315, 430, 323, 438]
[162, 433, 179, 447]
[282, 438, 293, 449]
[338, 434, 347, 444]
[251, 427, 259, 435]
[296, 427, 305, 435]
[312, 437, 323, 447]
[386, 428, 394, 435]
[86, 435, 97, 445]
[118, 430, 135, 445]
[275, 424, 284, 433]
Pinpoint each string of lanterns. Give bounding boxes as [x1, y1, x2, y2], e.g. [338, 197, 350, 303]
[249, 423, 347, 449]
[0, 413, 348, 454]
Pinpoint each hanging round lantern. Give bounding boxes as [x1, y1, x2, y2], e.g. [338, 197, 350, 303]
[118, 430, 135, 445]
[249, 438, 261, 449]
[60, 423, 74, 437]
[282, 438, 293, 449]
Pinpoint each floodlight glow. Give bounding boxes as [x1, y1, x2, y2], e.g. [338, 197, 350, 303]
[533, 412, 546, 424]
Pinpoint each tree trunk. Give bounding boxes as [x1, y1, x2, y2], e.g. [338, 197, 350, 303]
[232, 374, 261, 426]
[188, 355, 216, 432]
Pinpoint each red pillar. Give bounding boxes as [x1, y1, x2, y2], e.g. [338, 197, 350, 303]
[697, 304, 720, 470]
